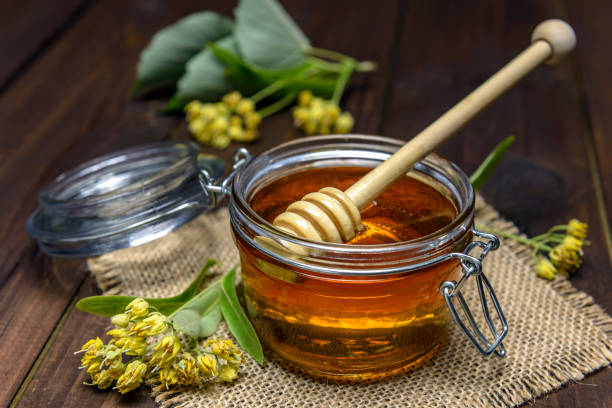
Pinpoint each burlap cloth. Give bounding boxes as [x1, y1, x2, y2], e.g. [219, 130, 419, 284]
[88, 198, 612, 407]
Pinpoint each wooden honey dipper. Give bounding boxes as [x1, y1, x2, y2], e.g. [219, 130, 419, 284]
[272, 20, 576, 245]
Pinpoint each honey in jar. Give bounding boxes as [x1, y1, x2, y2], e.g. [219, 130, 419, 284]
[229, 136, 475, 380]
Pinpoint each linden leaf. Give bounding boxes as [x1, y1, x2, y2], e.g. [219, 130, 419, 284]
[234, 0, 310, 69]
[470, 135, 516, 192]
[220, 267, 264, 364]
[76, 260, 218, 317]
[134, 12, 233, 95]
[171, 36, 238, 108]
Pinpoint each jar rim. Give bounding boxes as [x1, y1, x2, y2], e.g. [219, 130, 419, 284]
[230, 134, 475, 275]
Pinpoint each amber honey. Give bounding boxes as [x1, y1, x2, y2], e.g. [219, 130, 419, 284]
[233, 164, 472, 380]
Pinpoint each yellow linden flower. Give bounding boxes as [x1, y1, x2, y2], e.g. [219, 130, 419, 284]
[125, 298, 149, 318]
[218, 365, 239, 382]
[129, 312, 167, 337]
[77, 337, 104, 373]
[115, 360, 147, 394]
[199, 104, 217, 121]
[159, 367, 179, 389]
[292, 107, 309, 126]
[206, 339, 242, 364]
[236, 99, 255, 115]
[124, 336, 148, 356]
[324, 103, 341, 121]
[107, 328, 128, 341]
[211, 133, 231, 150]
[567, 219, 587, 240]
[211, 116, 229, 134]
[550, 244, 582, 274]
[334, 112, 354, 134]
[562, 235, 583, 252]
[244, 112, 262, 130]
[90, 370, 116, 389]
[79, 337, 104, 354]
[228, 125, 244, 142]
[174, 352, 200, 386]
[189, 118, 206, 138]
[150, 335, 181, 368]
[111, 313, 130, 328]
[106, 360, 126, 377]
[243, 129, 258, 142]
[184, 100, 203, 121]
[535, 258, 557, 280]
[196, 354, 218, 377]
[297, 90, 313, 107]
[222, 91, 242, 109]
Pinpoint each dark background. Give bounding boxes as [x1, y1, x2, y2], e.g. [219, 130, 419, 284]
[1, 0, 610, 406]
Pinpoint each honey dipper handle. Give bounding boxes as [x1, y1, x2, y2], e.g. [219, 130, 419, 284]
[345, 19, 576, 210]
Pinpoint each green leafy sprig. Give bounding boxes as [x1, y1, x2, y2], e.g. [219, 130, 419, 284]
[133, 0, 375, 112]
[77, 260, 263, 364]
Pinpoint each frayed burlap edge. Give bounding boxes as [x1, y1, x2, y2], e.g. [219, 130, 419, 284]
[474, 199, 612, 407]
[87, 198, 612, 408]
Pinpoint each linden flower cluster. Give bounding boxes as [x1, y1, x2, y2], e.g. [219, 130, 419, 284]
[76, 298, 243, 393]
[292, 90, 354, 135]
[185, 91, 262, 149]
[533, 219, 588, 280]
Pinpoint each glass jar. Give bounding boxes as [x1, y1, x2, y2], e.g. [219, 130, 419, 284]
[228, 135, 506, 380]
[27, 136, 506, 380]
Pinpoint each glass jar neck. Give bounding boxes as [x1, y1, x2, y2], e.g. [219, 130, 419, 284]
[230, 135, 474, 276]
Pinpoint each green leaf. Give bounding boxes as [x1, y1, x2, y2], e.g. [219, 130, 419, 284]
[470, 135, 516, 192]
[170, 309, 202, 338]
[220, 267, 264, 364]
[234, 0, 310, 69]
[210, 44, 335, 99]
[172, 36, 238, 108]
[199, 306, 222, 337]
[133, 12, 233, 95]
[76, 260, 218, 317]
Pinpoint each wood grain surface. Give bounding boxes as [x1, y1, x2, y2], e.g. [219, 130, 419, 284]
[1, 0, 610, 407]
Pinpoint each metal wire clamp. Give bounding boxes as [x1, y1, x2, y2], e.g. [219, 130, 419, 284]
[198, 148, 251, 205]
[440, 227, 508, 357]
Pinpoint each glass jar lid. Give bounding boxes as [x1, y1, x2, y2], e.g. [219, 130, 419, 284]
[26, 142, 225, 257]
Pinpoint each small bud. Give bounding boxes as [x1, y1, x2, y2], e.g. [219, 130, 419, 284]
[567, 219, 587, 240]
[222, 91, 242, 109]
[236, 99, 255, 115]
[211, 116, 229, 134]
[334, 112, 354, 134]
[229, 115, 243, 127]
[244, 112, 262, 130]
[218, 365, 239, 382]
[228, 125, 244, 141]
[298, 90, 313, 107]
[292, 107, 309, 126]
[211, 133, 231, 149]
[184, 101, 202, 121]
[111, 313, 130, 328]
[125, 298, 149, 318]
[535, 258, 556, 280]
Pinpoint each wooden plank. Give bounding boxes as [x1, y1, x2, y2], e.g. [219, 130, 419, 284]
[16, 277, 153, 408]
[12, 0, 401, 406]
[563, 0, 612, 262]
[381, 1, 612, 406]
[0, 0, 88, 88]
[0, 0, 235, 405]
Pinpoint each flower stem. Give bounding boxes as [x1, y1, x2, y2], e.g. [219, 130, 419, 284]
[332, 59, 356, 105]
[257, 91, 298, 118]
[476, 224, 553, 251]
[250, 78, 290, 103]
[305, 55, 376, 72]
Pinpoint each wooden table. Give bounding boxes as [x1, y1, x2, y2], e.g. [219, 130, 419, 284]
[2, 1, 611, 406]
